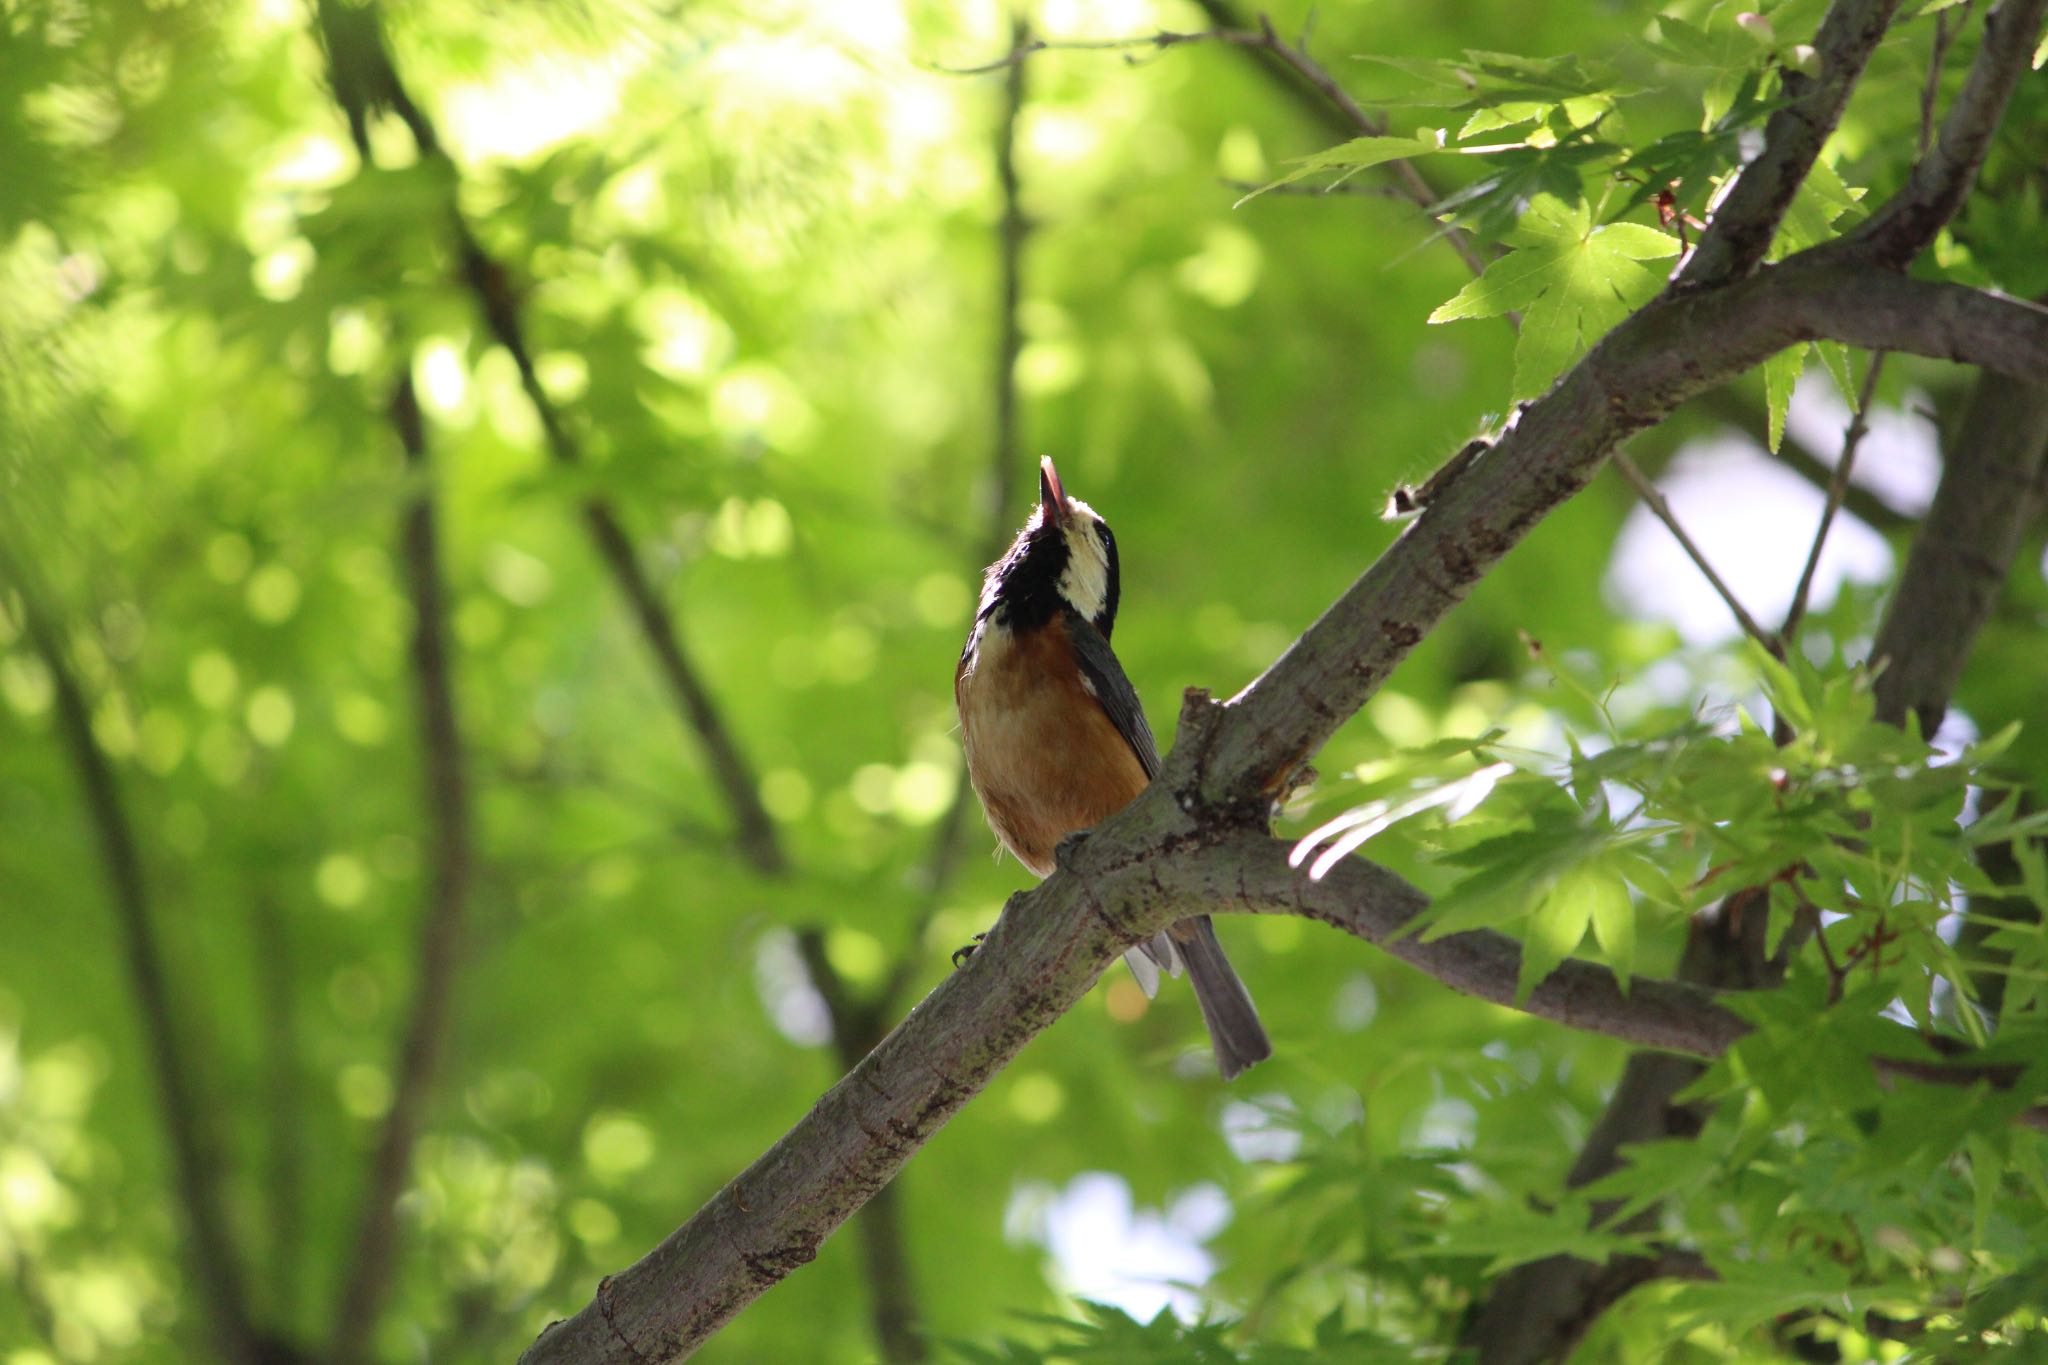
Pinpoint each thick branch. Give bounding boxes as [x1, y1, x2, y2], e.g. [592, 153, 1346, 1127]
[517, 6, 2048, 1353]
[1197, 264, 2048, 806]
[520, 745, 2027, 1363]
[1676, 0, 1906, 286]
[1835, 0, 2048, 267]
[331, 373, 479, 1365]
[1870, 368, 2048, 733]
[13, 591, 260, 1365]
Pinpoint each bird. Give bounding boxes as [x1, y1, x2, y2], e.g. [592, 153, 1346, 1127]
[954, 454, 1271, 1080]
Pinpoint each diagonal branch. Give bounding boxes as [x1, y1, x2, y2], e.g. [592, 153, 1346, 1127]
[1194, 263, 2048, 807]
[517, 743, 2037, 1364]
[1834, 0, 2048, 268]
[1781, 352, 1887, 643]
[7, 580, 261, 1365]
[515, 254, 2048, 1363]
[513, 4, 2048, 1355]
[314, 0, 786, 877]
[1609, 451, 1779, 651]
[331, 372, 479, 1365]
[1675, 0, 1907, 286]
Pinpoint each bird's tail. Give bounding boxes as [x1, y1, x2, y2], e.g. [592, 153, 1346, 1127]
[1175, 915, 1271, 1081]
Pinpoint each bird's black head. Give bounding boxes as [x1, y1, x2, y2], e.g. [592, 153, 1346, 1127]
[977, 455, 1121, 638]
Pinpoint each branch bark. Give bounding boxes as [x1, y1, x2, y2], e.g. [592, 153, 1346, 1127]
[516, 2, 2048, 1357]
[783, 25, 1037, 1360]
[1825, 0, 2048, 268]
[9, 584, 261, 1365]
[1674, 0, 1906, 286]
[330, 372, 479, 1365]
[520, 719, 2027, 1363]
[1869, 368, 2048, 735]
[1195, 264, 2048, 808]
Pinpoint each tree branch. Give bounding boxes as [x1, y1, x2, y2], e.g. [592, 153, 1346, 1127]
[331, 372, 479, 1365]
[513, 4, 2048, 1354]
[1693, 384, 1916, 532]
[520, 729, 2033, 1363]
[1782, 352, 1887, 642]
[951, 2, 1493, 280]
[8, 583, 261, 1365]
[1195, 262, 2048, 808]
[1835, 0, 2048, 268]
[314, 0, 787, 877]
[516, 217, 2048, 1365]
[1675, 0, 1907, 286]
[1870, 367, 2048, 734]
[1610, 451, 1779, 650]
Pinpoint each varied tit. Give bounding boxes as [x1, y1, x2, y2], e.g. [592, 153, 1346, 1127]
[955, 456, 1271, 1080]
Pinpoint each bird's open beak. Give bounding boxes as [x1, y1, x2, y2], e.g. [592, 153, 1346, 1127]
[1039, 455, 1066, 529]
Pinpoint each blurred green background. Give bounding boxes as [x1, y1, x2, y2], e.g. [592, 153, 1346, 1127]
[2, 0, 2042, 1361]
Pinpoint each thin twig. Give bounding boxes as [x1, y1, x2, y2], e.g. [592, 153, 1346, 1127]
[785, 30, 1039, 1357]
[4, 573, 261, 1365]
[1825, 0, 2048, 268]
[1610, 451, 1779, 651]
[1693, 384, 1915, 532]
[250, 891, 305, 1327]
[1781, 352, 1888, 643]
[331, 371, 478, 1365]
[1221, 177, 1409, 200]
[935, 27, 1258, 75]
[1920, 4, 1971, 156]
[945, 5, 1493, 280]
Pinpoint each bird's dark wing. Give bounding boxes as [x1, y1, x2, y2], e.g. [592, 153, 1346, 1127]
[1064, 609, 1161, 781]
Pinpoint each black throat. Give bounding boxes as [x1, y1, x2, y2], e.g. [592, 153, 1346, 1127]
[980, 520, 1121, 639]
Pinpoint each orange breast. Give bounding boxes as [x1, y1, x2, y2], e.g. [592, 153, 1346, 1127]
[956, 616, 1151, 877]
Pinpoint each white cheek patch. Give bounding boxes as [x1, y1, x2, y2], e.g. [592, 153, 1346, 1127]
[1057, 507, 1110, 620]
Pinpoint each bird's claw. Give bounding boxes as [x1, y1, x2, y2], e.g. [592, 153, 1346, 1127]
[950, 933, 988, 968]
[1053, 829, 1091, 871]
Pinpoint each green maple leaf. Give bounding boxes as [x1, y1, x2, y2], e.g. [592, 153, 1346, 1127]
[1428, 194, 1679, 398]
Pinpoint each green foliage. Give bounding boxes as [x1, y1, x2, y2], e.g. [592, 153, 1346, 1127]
[0, 0, 2044, 1362]
[1428, 193, 1679, 400]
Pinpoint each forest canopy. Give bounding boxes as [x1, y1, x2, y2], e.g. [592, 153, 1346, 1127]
[2, 0, 2046, 1363]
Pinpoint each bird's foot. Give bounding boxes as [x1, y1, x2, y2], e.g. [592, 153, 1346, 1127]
[1053, 829, 1091, 872]
[950, 933, 987, 968]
